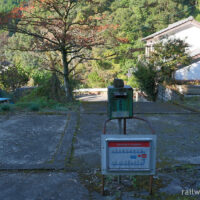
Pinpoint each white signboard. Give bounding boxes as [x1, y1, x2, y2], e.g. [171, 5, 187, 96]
[101, 135, 156, 175]
[108, 141, 150, 170]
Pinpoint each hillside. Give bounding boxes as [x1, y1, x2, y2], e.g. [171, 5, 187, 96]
[0, 0, 28, 12]
[0, 0, 200, 92]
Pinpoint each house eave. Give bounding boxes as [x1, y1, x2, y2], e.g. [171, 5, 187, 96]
[142, 16, 200, 42]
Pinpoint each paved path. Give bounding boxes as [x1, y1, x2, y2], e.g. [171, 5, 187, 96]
[80, 101, 192, 114]
[72, 102, 200, 199]
[0, 112, 77, 170]
[0, 102, 200, 199]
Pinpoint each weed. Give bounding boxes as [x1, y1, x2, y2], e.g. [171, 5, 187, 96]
[15, 90, 80, 112]
[29, 103, 40, 111]
[131, 176, 137, 187]
[1, 103, 11, 111]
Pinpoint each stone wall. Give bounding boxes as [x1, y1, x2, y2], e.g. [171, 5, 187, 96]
[157, 85, 183, 102]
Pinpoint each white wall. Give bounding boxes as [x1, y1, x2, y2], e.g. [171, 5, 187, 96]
[164, 26, 200, 80]
[175, 60, 200, 80]
[169, 26, 200, 52]
[146, 25, 200, 80]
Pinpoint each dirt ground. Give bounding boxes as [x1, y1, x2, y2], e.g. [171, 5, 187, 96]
[0, 101, 200, 200]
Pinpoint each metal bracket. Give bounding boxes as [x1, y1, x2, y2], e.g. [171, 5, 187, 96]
[101, 116, 155, 196]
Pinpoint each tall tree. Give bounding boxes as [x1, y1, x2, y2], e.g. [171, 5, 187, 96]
[0, 0, 110, 101]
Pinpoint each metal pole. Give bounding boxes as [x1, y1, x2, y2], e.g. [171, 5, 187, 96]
[118, 118, 122, 183]
[118, 119, 122, 134]
[117, 176, 121, 184]
[149, 175, 153, 195]
[102, 175, 105, 195]
[102, 117, 155, 196]
[123, 118, 126, 135]
[102, 119, 112, 195]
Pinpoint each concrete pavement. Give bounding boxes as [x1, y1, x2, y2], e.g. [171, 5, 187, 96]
[0, 100, 200, 199]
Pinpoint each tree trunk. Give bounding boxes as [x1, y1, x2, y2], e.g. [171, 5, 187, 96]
[50, 72, 61, 101]
[61, 50, 73, 101]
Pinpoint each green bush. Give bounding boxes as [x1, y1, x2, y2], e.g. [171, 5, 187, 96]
[16, 96, 55, 110]
[127, 75, 139, 89]
[15, 102, 32, 109]
[14, 75, 80, 111]
[29, 103, 40, 111]
[0, 64, 29, 92]
[134, 62, 157, 101]
[1, 103, 11, 111]
[15, 93, 77, 111]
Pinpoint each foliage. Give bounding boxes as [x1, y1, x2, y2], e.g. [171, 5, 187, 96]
[102, 0, 196, 81]
[0, 103, 11, 111]
[29, 103, 40, 111]
[5, 34, 50, 86]
[23, 74, 66, 102]
[135, 38, 191, 101]
[194, 0, 200, 21]
[0, 64, 29, 91]
[0, 0, 199, 97]
[127, 75, 139, 89]
[87, 71, 105, 88]
[83, 0, 197, 88]
[15, 76, 80, 111]
[16, 91, 80, 112]
[130, 176, 137, 188]
[0, 0, 113, 100]
[0, 0, 28, 13]
[0, 89, 10, 98]
[0, 32, 30, 92]
[134, 62, 157, 101]
[149, 38, 192, 84]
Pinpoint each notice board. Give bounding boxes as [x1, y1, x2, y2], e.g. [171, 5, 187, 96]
[101, 135, 156, 175]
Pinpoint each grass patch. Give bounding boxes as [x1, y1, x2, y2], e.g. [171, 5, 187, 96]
[0, 103, 15, 112]
[29, 103, 40, 111]
[1, 103, 11, 111]
[0, 96, 80, 113]
[15, 92, 80, 112]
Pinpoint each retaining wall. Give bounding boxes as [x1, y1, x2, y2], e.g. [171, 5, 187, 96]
[157, 85, 183, 102]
